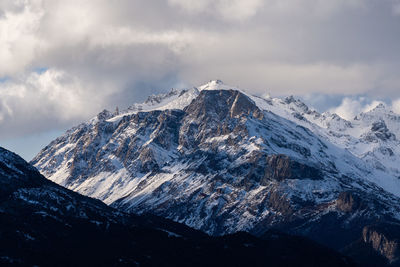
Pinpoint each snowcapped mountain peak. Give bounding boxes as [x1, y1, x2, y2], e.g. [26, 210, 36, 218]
[198, 79, 240, 91]
[321, 111, 352, 126]
[351, 102, 400, 136]
[27, 82, 400, 265]
[373, 102, 387, 110]
[282, 95, 315, 114]
[32, 81, 400, 240]
[355, 102, 392, 121]
[144, 88, 181, 105]
[97, 109, 113, 121]
[88, 81, 245, 126]
[283, 95, 297, 104]
[86, 87, 199, 125]
[127, 87, 197, 112]
[212, 79, 224, 85]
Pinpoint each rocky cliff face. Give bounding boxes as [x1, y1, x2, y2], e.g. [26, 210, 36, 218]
[263, 154, 322, 182]
[336, 191, 364, 213]
[362, 224, 400, 264]
[31, 80, 400, 265]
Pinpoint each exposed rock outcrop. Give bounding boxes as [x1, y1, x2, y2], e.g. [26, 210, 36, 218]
[263, 154, 322, 182]
[336, 191, 363, 213]
[364, 120, 396, 142]
[363, 224, 400, 264]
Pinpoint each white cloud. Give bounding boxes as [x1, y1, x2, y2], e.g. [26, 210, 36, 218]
[0, 0, 44, 76]
[329, 98, 364, 120]
[88, 27, 212, 54]
[0, 69, 115, 138]
[168, 0, 365, 20]
[330, 95, 400, 120]
[329, 97, 384, 120]
[392, 99, 400, 114]
[216, 0, 264, 20]
[168, 0, 212, 13]
[391, 0, 400, 15]
[1, 0, 400, 143]
[394, 5, 400, 15]
[179, 61, 380, 96]
[168, 0, 263, 20]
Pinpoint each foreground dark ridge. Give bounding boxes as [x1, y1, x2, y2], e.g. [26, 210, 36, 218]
[0, 146, 354, 266]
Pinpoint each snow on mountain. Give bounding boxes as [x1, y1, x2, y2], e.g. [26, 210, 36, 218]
[32, 80, 400, 200]
[198, 79, 241, 91]
[31, 80, 400, 257]
[242, 92, 400, 197]
[107, 87, 199, 124]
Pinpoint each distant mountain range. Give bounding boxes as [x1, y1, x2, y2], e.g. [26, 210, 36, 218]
[6, 80, 400, 265]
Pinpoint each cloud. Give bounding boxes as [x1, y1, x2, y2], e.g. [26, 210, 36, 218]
[0, 0, 43, 76]
[328, 96, 400, 120]
[1, 0, 400, 143]
[391, 0, 400, 15]
[168, 0, 264, 21]
[168, 0, 365, 20]
[0, 69, 114, 138]
[392, 99, 400, 114]
[179, 61, 380, 96]
[329, 97, 385, 120]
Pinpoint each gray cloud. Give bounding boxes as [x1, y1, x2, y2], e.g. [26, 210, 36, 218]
[1, 0, 400, 142]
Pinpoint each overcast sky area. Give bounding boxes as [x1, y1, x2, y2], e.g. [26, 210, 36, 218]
[1, 0, 400, 160]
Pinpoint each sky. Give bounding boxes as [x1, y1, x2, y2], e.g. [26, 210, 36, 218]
[1, 0, 400, 160]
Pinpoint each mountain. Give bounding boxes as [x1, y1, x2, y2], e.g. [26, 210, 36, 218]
[1, 146, 356, 266]
[31, 80, 400, 265]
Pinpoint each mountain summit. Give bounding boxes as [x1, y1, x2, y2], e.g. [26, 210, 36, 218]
[32, 81, 400, 265]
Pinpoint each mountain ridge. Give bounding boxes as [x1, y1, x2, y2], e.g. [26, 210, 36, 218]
[31, 80, 400, 265]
